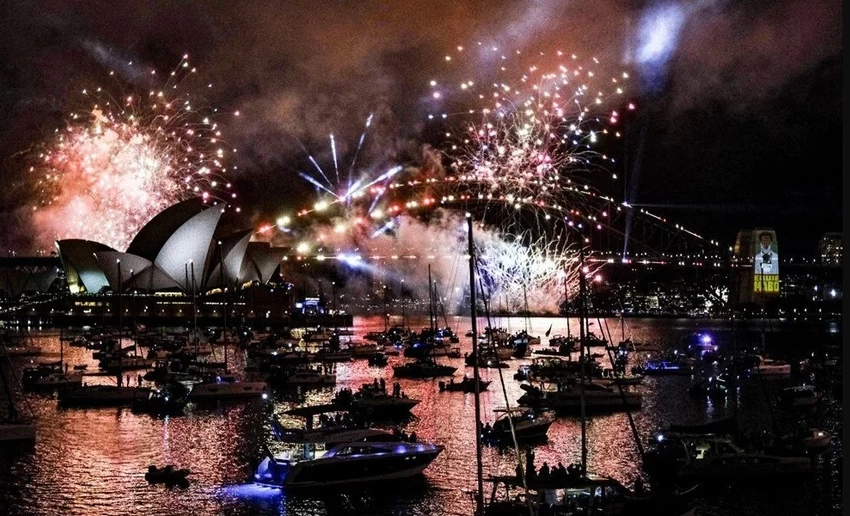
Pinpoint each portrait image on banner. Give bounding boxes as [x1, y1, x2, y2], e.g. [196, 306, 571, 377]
[753, 229, 779, 293]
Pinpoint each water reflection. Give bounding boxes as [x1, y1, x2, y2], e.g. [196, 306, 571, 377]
[0, 317, 840, 515]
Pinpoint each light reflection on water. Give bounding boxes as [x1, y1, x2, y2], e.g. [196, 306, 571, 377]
[0, 316, 840, 515]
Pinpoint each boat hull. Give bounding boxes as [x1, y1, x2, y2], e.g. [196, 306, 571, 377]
[254, 447, 442, 488]
[0, 423, 36, 442]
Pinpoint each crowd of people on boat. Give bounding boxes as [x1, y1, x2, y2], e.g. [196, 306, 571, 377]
[519, 449, 585, 484]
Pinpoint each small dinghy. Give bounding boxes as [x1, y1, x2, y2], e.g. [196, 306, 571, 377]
[145, 465, 190, 488]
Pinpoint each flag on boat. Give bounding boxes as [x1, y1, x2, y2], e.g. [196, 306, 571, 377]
[545, 324, 552, 337]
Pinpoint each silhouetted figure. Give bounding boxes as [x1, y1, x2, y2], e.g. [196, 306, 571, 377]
[538, 462, 550, 482]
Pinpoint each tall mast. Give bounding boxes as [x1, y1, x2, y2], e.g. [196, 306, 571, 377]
[466, 215, 484, 515]
[117, 259, 122, 382]
[523, 285, 529, 333]
[427, 264, 434, 335]
[219, 241, 228, 372]
[578, 245, 588, 477]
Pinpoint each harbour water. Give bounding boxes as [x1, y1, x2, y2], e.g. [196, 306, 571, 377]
[0, 316, 841, 515]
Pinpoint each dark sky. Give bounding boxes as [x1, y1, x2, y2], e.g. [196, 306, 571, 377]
[0, 0, 841, 255]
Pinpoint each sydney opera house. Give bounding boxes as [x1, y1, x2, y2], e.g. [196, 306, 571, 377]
[0, 199, 346, 327]
[56, 198, 284, 295]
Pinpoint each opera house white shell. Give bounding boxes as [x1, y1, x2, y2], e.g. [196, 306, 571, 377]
[56, 199, 285, 294]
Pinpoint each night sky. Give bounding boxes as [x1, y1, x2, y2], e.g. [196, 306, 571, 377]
[0, 0, 841, 255]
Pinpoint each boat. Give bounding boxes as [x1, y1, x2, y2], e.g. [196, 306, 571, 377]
[253, 412, 443, 488]
[99, 355, 154, 372]
[132, 381, 190, 416]
[367, 352, 388, 367]
[644, 432, 811, 482]
[481, 408, 554, 445]
[334, 383, 421, 417]
[532, 343, 575, 357]
[145, 465, 190, 488]
[0, 359, 36, 442]
[639, 359, 693, 376]
[350, 343, 379, 358]
[393, 358, 456, 379]
[600, 368, 645, 386]
[517, 381, 642, 412]
[59, 385, 149, 407]
[483, 473, 699, 516]
[21, 362, 83, 390]
[0, 345, 42, 357]
[548, 334, 576, 349]
[748, 355, 791, 376]
[608, 338, 661, 353]
[267, 365, 336, 387]
[513, 357, 602, 382]
[439, 376, 491, 393]
[187, 374, 268, 401]
[364, 332, 386, 342]
[254, 435, 443, 488]
[779, 385, 820, 409]
[767, 428, 832, 456]
[687, 374, 729, 400]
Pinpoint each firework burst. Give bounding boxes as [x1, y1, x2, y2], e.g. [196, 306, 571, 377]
[28, 55, 238, 250]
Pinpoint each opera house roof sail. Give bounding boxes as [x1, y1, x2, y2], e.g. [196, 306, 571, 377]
[56, 199, 283, 294]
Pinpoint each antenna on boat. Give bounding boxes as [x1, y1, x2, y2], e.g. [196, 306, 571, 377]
[466, 214, 485, 515]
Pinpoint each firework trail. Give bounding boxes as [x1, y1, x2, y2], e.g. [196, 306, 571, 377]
[28, 55, 237, 250]
[277, 46, 627, 312]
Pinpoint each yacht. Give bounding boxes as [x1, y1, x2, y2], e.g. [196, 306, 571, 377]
[99, 355, 154, 372]
[350, 342, 380, 358]
[21, 362, 83, 390]
[254, 412, 443, 488]
[267, 365, 336, 387]
[59, 385, 150, 407]
[439, 377, 491, 393]
[483, 473, 698, 516]
[1, 345, 42, 357]
[779, 385, 820, 409]
[482, 408, 554, 444]
[255, 435, 443, 488]
[639, 359, 693, 376]
[517, 381, 642, 412]
[188, 374, 268, 401]
[367, 352, 388, 366]
[392, 358, 456, 378]
[334, 384, 421, 417]
[748, 355, 791, 376]
[645, 432, 811, 482]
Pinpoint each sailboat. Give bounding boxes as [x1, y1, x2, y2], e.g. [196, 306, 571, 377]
[21, 331, 82, 390]
[0, 349, 35, 442]
[393, 264, 457, 379]
[481, 246, 698, 516]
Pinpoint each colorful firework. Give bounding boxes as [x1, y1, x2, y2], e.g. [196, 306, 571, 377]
[28, 55, 238, 250]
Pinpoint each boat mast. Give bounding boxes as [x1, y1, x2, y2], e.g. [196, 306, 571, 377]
[523, 285, 529, 333]
[578, 245, 588, 477]
[218, 241, 228, 373]
[427, 264, 434, 337]
[466, 214, 484, 515]
[117, 259, 122, 383]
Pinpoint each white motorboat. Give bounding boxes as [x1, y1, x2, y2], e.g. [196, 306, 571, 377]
[254, 429, 443, 487]
[188, 375, 268, 401]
